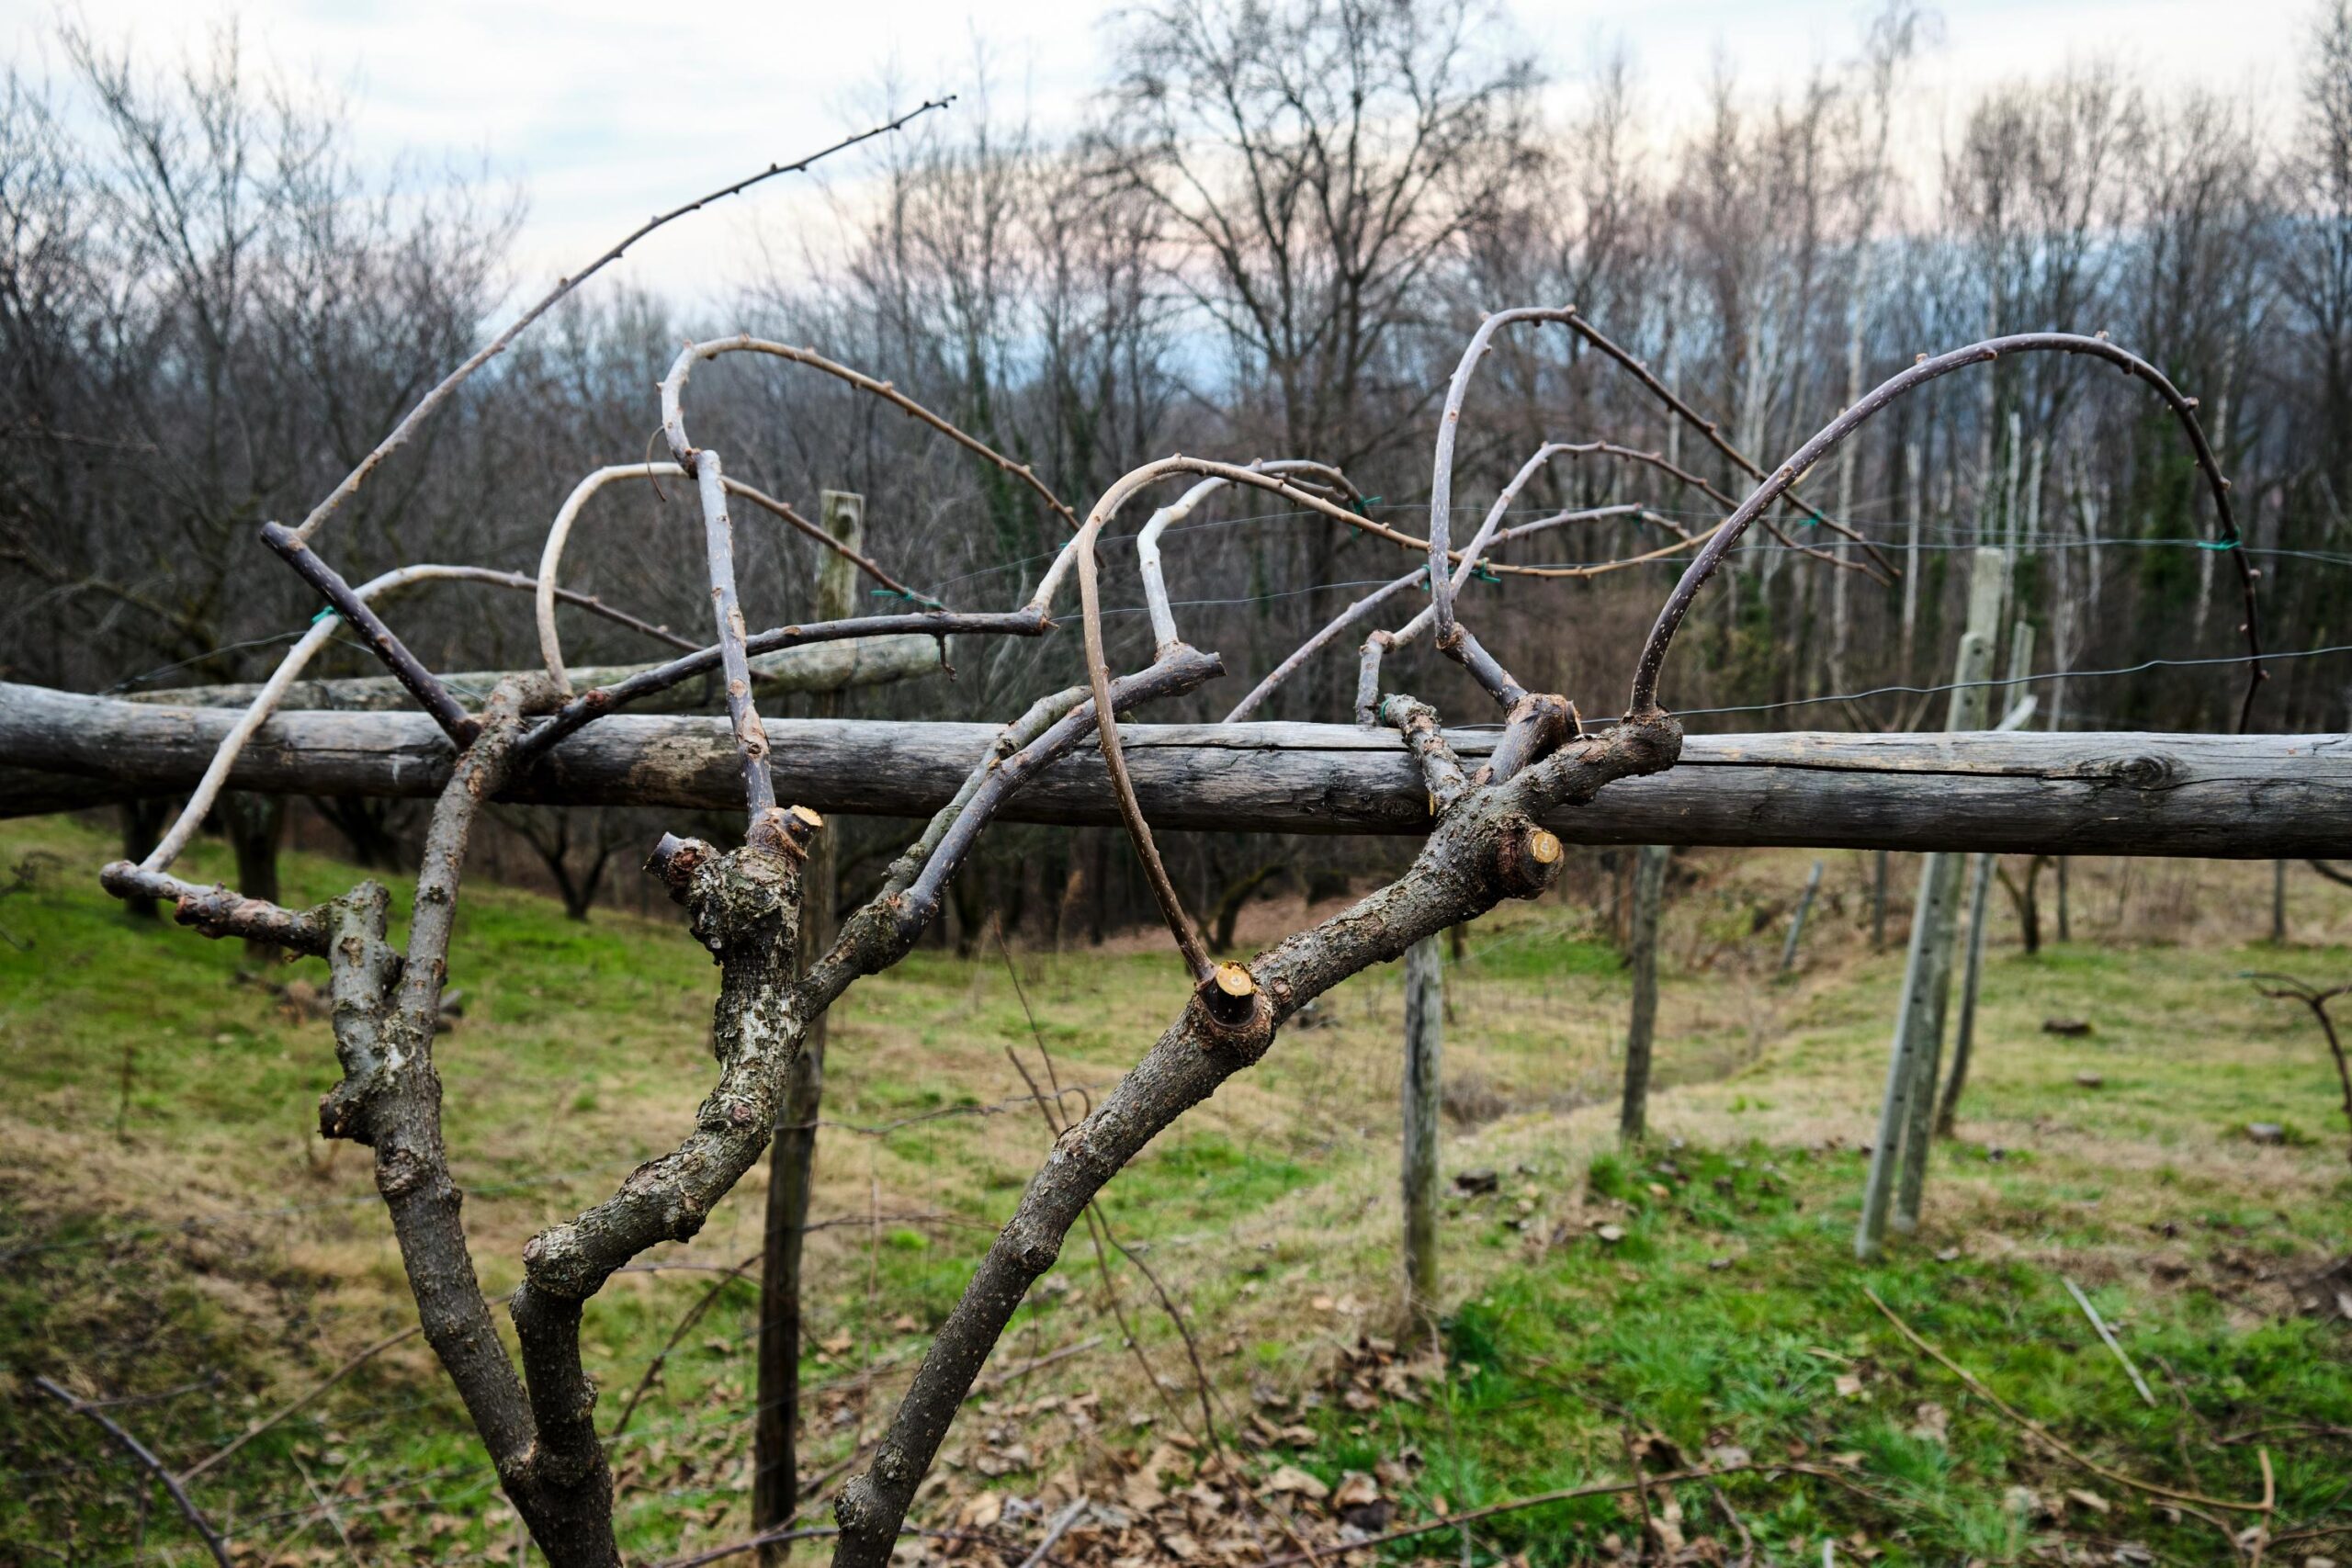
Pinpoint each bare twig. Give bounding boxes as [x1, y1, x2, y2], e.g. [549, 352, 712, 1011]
[1249, 1460, 1871, 1568]
[533, 464, 938, 693]
[291, 1454, 361, 1567]
[522, 607, 1046, 758]
[2247, 973, 2352, 1162]
[181, 1320, 427, 1482]
[1863, 1288, 2268, 1512]
[1016, 1497, 1089, 1568]
[685, 450, 775, 820]
[1621, 1427, 1658, 1560]
[609, 1251, 763, 1439]
[261, 523, 480, 745]
[128, 561, 660, 875]
[1555, 307, 1895, 574]
[34, 1376, 233, 1568]
[1134, 458, 1360, 653]
[2063, 1276, 2157, 1406]
[1074, 480, 1216, 981]
[829, 716, 1680, 1566]
[1422, 310, 1890, 649]
[288, 99, 951, 547]
[659, 337, 1078, 532]
[1227, 502, 1683, 723]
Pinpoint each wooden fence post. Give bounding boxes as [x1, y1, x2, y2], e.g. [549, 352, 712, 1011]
[1780, 858, 1824, 976]
[1939, 622, 2035, 1137]
[1892, 553, 2007, 1232]
[1870, 851, 1890, 951]
[1400, 933, 1443, 1336]
[1622, 844, 1669, 1144]
[1857, 547, 2006, 1258]
[753, 489, 862, 1558]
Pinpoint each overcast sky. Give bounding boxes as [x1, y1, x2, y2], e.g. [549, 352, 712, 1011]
[0, 0, 2316, 307]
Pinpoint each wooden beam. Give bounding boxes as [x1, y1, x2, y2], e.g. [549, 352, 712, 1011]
[4, 680, 2349, 857]
[123, 633, 944, 712]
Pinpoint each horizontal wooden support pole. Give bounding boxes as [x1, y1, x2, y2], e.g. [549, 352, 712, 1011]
[124, 633, 944, 712]
[4, 680, 2346, 857]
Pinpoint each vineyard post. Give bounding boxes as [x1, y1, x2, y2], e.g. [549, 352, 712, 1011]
[1939, 620, 2036, 1137]
[1400, 934, 1444, 1337]
[1622, 844, 1670, 1144]
[1892, 550, 2007, 1231]
[754, 489, 864, 1558]
[1858, 547, 2005, 1257]
[1780, 859, 1824, 976]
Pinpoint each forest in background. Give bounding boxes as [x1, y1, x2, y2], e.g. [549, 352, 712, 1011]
[7, 0, 2352, 934]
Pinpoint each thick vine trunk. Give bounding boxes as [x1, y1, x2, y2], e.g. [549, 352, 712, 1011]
[828, 714, 1680, 1567]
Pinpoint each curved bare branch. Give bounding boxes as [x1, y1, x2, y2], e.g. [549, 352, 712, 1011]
[1424, 306, 1895, 644]
[659, 336, 1080, 531]
[534, 463, 937, 694]
[1630, 332, 2263, 722]
[1135, 458, 1360, 655]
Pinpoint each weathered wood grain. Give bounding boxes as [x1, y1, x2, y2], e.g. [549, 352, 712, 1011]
[6, 680, 2348, 856]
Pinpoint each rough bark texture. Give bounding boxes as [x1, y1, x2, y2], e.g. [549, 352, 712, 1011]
[517, 829, 811, 1305]
[828, 714, 1680, 1568]
[509, 810, 817, 1567]
[12, 682, 2349, 857]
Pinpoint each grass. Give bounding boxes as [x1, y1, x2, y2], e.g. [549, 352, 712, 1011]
[1, 813, 2347, 1564]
